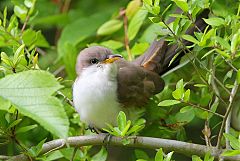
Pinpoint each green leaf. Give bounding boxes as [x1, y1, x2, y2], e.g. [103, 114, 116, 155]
[203, 17, 225, 26]
[100, 40, 124, 50]
[182, 35, 199, 44]
[58, 12, 110, 59]
[176, 108, 195, 123]
[223, 133, 240, 150]
[135, 149, 149, 160]
[158, 100, 181, 106]
[7, 119, 22, 130]
[27, 138, 47, 157]
[215, 49, 231, 58]
[92, 147, 108, 161]
[237, 69, 240, 84]
[192, 155, 203, 161]
[180, 106, 192, 113]
[143, 0, 152, 6]
[172, 0, 189, 12]
[194, 84, 207, 87]
[126, 0, 141, 19]
[24, 0, 35, 8]
[172, 89, 182, 100]
[164, 151, 174, 161]
[1, 52, 13, 67]
[13, 44, 25, 66]
[128, 9, 148, 41]
[117, 111, 127, 131]
[16, 124, 38, 134]
[221, 150, 240, 156]
[131, 42, 149, 56]
[231, 32, 240, 54]
[14, 5, 28, 20]
[0, 70, 69, 138]
[201, 49, 216, 59]
[121, 120, 131, 136]
[155, 148, 163, 161]
[215, 36, 231, 50]
[204, 152, 214, 161]
[97, 19, 123, 36]
[183, 89, 190, 102]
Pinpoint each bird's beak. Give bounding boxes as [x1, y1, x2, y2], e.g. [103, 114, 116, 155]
[102, 54, 123, 64]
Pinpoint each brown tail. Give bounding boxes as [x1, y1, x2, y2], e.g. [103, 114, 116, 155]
[133, 9, 209, 75]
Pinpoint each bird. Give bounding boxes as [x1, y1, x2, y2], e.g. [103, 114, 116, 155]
[73, 9, 209, 130]
[72, 41, 166, 129]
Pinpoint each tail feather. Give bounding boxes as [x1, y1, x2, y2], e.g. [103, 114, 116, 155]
[133, 9, 209, 75]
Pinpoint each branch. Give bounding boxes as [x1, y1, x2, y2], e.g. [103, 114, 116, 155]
[7, 134, 240, 161]
[217, 80, 239, 148]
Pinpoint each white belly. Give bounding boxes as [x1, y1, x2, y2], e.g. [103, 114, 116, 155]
[73, 64, 122, 129]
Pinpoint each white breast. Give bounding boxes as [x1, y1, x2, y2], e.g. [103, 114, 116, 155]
[73, 64, 122, 129]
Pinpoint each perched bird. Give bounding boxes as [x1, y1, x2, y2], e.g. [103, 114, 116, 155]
[72, 41, 166, 129]
[73, 9, 209, 130]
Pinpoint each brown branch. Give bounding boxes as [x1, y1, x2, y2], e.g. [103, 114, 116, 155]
[6, 134, 240, 161]
[121, 9, 132, 61]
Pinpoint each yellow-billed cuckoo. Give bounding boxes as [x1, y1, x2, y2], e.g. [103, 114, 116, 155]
[73, 9, 209, 129]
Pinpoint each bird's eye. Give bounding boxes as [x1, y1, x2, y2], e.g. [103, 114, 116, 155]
[90, 58, 99, 64]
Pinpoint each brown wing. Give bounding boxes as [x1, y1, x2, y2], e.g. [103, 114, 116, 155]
[116, 59, 164, 107]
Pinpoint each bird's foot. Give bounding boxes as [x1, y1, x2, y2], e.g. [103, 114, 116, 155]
[85, 125, 101, 134]
[102, 133, 113, 150]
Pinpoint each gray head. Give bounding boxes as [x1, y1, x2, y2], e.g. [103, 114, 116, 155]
[76, 46, 122, 75]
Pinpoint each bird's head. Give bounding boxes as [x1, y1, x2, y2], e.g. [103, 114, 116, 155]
[76, 46, 123, 75]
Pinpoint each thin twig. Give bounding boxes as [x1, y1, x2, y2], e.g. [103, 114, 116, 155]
[21, 15, 30, 33]
[182, 101, 224, 118]
[121, 9, 132, 61]
[216, 80, 239, 148]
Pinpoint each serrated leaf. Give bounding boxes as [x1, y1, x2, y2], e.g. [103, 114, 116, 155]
[128, 9, 148, 41]
[158, 100, 181, 106]
[0, 70, 69, 138]
[172, 0, 189, 12]
[203, 17, 225, 26]
[182, 34, 199, 44]
[97, 19, 123, 36]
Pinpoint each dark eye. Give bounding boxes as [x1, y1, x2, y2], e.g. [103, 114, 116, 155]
[90, 58, 99, 64]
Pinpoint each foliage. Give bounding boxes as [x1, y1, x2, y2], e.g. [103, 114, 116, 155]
[0, 0, 240, 160]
